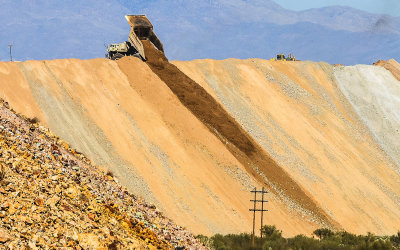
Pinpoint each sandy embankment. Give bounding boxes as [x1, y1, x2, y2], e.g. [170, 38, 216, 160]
[1, 56, 400, 236]
[374, 59, 400, 81]
[174, 59, 400, 235]
[334, 64, 400, 168]
[141, 41, 337, 230]
[0, 58, 319, 236]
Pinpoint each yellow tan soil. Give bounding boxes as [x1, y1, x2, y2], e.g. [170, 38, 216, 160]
[173, 59, 400, 235]
[374, 59, 400, 81]
[0, 58, 320, 236]
[0, 56, 400, 236]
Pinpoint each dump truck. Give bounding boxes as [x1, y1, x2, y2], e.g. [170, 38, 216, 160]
[106, 15, 164, 61]
[106, 41, 138, 60]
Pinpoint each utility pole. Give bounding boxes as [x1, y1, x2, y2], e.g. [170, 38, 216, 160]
[251, 188, 257, 245]
[260, 187, 266, 238]
[8, 44, 13, 62]
[249, 187, 268, 245]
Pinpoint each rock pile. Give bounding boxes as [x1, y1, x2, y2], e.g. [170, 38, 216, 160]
[0, 99, 206, 249]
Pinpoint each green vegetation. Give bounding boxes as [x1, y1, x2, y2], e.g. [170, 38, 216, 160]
[196, 225, 400, 249]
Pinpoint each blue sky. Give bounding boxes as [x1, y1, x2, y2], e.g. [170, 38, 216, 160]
[275, 0, 400, 17]
[1, 0, 399, 64]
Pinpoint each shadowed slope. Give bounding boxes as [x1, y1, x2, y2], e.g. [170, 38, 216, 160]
[1, 56, 400, 236]
[174, 58, 400, 235]
[140, 41, 338, 229]
[0, 58, 321, 236]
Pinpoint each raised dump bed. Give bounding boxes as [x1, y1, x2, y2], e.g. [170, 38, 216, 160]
[106, 15, 164, 61]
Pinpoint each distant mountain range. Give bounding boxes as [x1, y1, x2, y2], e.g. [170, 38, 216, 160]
[1, 0, 399, 65]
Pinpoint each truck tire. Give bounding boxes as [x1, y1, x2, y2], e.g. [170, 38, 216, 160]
[111, 53, 124, 60]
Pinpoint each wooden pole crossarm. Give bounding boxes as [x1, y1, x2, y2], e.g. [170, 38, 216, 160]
[250, 190, 269, 193]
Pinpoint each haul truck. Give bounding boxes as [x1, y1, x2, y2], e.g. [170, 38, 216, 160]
[106, 15, 164, 61]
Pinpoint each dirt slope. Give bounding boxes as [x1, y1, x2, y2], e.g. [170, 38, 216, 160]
[1, 55, 400, 237]
[374, 59, 400, 81]
[173, 59, 400, 235]
[141, 41, 336, 229]
[334, 62, 400, 169]
[0, 59, 320, 236]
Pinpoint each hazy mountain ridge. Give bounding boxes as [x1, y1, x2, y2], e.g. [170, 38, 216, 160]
[0, 0, 399, 64]
[298, 6, 400, 33]
[0, 0, 130, 60]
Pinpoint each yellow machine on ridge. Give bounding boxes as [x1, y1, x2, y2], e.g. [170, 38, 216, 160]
[271, 54, 297, 61]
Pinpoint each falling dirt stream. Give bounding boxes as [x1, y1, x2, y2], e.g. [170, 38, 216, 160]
[117, 41, 340, 229]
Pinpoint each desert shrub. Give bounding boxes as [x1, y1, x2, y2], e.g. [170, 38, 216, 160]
[262, 225, 282, 240]
[287, 234, 320, 249]
[319, 240, 346, 250]
[196, 234, 211, 247]
[210, 234, 235, 250]
[370, 239, 393, 250]
[390, 231, 400, 247]
[200, 226, 400, 250]
[207, 233, 264, 250]
[335, 231, 359, 245]
[356, 238, 393, 250]
[313, 228, 334, 240]
[262, 238, 287, 250]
